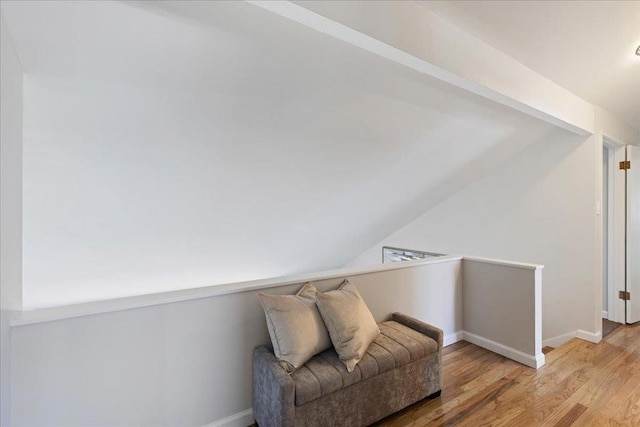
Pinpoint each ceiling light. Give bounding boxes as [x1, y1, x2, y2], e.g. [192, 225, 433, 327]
[637, 45, 640, 56]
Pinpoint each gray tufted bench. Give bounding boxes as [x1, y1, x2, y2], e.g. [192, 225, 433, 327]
[252, 312, 443, 427]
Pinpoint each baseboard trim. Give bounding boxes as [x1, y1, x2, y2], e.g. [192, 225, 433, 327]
[463, 331, 544, 369]
[543, 331, 577, 348]
[444, 330, 464, 346]
[543, 329, 602, 348]
[602, 310, 608, 318]
[203, 409, 253, 427]
[576, 329, 602, 344]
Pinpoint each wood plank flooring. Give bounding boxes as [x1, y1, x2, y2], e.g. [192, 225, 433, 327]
[376, 323, 640, 426]
[603, 318, 621, 338]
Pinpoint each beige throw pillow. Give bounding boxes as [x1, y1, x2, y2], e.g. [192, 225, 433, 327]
[316, 280, 380, 372]
[258, 283, 332, 373]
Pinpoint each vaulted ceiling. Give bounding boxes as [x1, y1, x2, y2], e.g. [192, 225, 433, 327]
[2, 0, 564, 307]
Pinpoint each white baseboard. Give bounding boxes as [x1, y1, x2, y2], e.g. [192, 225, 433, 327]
[446, 330, 544, 368]
[463, 331, 544, 369]
[602, 310, 608, 318]
[576, 329, 602, 344]
[542, 331, 577, 348]
[444, 330, 464, 346]
[543, 329, 602, 348]
[203, 409, 253, 427]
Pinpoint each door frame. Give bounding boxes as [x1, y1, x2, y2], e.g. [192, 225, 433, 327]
[603, 135, 627, 324]
[603, 142, 614, 320]
[625, 144, 640, 324]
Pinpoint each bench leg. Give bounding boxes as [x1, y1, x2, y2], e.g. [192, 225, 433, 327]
[427, 390, 441, 399]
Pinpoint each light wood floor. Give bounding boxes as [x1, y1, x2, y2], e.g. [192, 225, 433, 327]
[377, 323, 640, 426]
[603, 318, 621, 338]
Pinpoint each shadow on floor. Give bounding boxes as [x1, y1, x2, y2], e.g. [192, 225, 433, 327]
[603, 318, 621, 338]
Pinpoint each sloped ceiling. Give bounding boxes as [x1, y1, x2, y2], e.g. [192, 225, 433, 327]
[418, 0, 640, 131]
[2, 0, 558, 308]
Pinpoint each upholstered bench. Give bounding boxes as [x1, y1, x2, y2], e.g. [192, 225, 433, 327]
[253, 312, 443, 427]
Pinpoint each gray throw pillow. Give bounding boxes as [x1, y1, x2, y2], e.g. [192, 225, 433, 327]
[258, 283, 332, 373]
[316, 280, 380, 372]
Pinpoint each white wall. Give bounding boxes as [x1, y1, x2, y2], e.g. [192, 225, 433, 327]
[462, 259, 543, 367]
[10, 259, 463, 427]
[349, 129, 600, 345]
[349, 104, 639, 344]
[0, 14, 23, 427]
[0, 16, 22, 312]
[10, 255, 544, 426]
[595, 106, 640, 148]
[1, 0, 558, 309]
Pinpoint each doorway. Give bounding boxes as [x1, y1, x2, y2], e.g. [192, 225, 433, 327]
[625, 144, 640, 324]
[602, 142, 620, 335]
[602, 138, 639, 330]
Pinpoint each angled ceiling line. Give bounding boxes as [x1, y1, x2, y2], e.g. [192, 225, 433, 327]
[246, 0, 593, 137]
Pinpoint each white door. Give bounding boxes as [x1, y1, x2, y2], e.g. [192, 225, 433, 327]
[627, 145, 640, 323]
